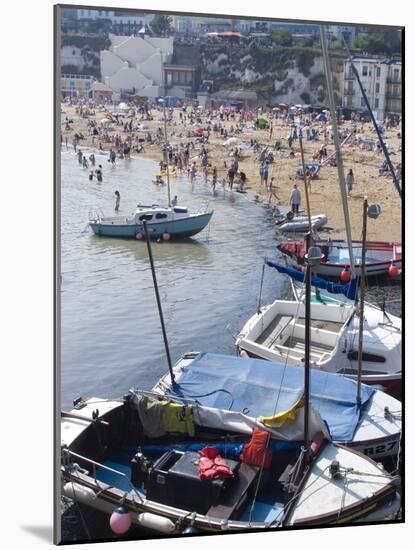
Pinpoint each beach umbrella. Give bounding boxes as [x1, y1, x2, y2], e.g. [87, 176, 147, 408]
[272, 107, 281, 111]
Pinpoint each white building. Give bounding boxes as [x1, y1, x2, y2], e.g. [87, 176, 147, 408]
[76, 9, 151, 25]
[343, 57, 402, 119]
[100, 33, 174, 98]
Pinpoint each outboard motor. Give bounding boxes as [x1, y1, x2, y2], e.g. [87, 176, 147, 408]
[131, 449, 151, 489]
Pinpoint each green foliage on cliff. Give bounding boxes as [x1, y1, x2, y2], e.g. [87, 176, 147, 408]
[61, 34, 110, 51]
[353, 29, 402, 56]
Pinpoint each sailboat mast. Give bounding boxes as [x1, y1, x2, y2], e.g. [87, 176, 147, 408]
[161, 98, 172, 207]
[143, 221, 175, 385]
[299, 135, 313, 233]
[319, 26, 356, 280]
[341, 39, 402, 199]
[304, 233, 312, 452]
[356, 199, 368, 406]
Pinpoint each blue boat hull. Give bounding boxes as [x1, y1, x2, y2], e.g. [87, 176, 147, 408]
[90, 212, 213, 239]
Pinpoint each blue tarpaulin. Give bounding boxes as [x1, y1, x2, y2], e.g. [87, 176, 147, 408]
[167, 353, 374, 442]
[266, 261, 358, 300]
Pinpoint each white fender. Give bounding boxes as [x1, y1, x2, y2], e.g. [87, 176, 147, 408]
[137, 512, 176, 533]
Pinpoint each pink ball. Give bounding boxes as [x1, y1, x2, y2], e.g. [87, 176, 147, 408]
[135, 232, 143, 240]
[388, 264, 399, 278]
[162, 232, 171, 241]
[109, 506, 132, 535]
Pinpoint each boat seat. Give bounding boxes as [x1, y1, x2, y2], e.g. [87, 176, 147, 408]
[207, 463, 259, 521]
[256, 315, 293, 348]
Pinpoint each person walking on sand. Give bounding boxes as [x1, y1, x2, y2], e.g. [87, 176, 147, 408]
[212, 166, 217, 191]
[290, 184, 301, 216]
[77, 149, 83, 165]
[268, 177, 278, 204]
[89, 153, 95, 167]
[82, 155, 89, 169]
[346, 169, 354, 195]
[171, 195, 178, 207]
[262, 161, 269, 190]
[114, 191, 120, 211]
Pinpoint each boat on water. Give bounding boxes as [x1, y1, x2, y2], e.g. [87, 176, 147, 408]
[89, 203, 213, 240]
[277, 239, 402, 278]
[61, 352, 400, 535]
[276, 213, 328, 233]
[236, 291, 401, 397]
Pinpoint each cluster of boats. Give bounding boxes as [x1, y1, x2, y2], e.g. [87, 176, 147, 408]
[62, 193, 402, 536]
[62, 43, 402, 538]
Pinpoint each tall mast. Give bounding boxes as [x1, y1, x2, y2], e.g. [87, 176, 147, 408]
[320, 26, 356, 279]
[303, 232, 312, 452]
[299, 135, 312, 233]
[160, 97, 171, 207]
[341, 39, 402, 199]
[356, 199, 368, 407]
[143, 221, 175, 386]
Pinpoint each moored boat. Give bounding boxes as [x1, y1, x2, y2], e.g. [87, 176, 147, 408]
[276, 214, 328, 233]
[89, 203, 213, 240]
[61, 353, 400, 535]
[277, 239, 402, 278]
[236, 297, 401, 398]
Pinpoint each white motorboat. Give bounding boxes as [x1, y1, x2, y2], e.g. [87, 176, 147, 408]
[236, 298, 401, 398]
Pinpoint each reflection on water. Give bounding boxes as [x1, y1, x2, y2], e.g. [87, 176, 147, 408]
[60, 150, 285, 408]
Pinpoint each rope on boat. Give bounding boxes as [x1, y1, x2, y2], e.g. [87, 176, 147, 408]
[256, 261, 266, 314]
[268, 465, 332, 527]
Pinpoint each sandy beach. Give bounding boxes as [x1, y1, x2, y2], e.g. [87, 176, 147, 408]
[60, 102, 402, 242]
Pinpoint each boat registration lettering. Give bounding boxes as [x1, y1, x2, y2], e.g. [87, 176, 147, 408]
[363, 441, 397, 456]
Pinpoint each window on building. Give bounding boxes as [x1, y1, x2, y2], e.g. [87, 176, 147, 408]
[376, 67, 381, 78]
[394, 68, 400, 81]
[375, 82, 380, 93]
[393, 85, 399, 97]
[375, 98, 379, 108]
[362, 65, 368, 76]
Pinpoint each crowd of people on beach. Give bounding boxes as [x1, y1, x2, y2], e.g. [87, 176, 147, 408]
[62, 95, 402, 219]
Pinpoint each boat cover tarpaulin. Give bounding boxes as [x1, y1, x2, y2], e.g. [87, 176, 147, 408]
[266, 261, 358, 300]
[166, 353, 374, 441]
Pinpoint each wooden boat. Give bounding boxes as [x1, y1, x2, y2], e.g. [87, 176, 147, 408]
[277, 239, 402, 278]
[61, 353, 400, 535]
[89, 203, 213, 240]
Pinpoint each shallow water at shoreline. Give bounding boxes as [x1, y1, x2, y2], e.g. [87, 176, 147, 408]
[60, 150, 290, 409]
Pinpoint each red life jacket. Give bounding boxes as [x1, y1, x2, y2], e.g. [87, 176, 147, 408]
[240, 428, 272, 469]
[198, 446, 234, 481]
